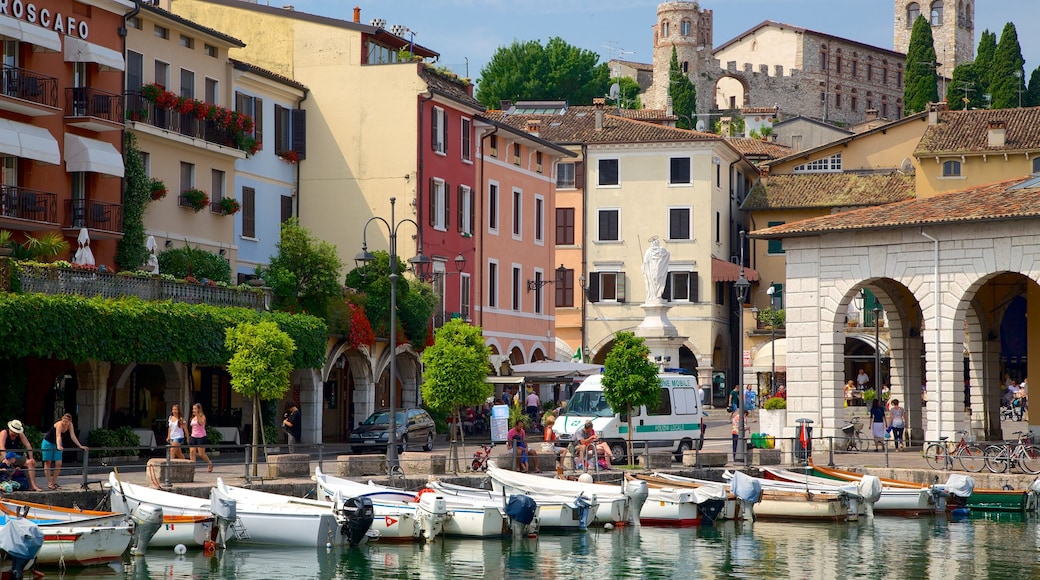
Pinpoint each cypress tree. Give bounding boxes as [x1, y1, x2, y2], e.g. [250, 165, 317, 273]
[989, 23, 1025, 109]
[1026, 67, 1040, 108]
[972, 30, 997, 106]
[903, 16, 939, 114]
[668, 46, 697, 130]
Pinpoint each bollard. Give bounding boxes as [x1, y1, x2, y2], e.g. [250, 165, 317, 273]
[165, 445, 172, 489]
[827, 436, 835, 468]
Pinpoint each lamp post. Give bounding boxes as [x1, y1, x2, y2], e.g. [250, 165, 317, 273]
[734, 231, 751, 466]
[766, 283, 776, 396]
[874, 302, 882, 397]
[356, 197, 431, 476]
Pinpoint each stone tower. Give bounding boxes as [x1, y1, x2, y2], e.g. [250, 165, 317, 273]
[893, 1, 974, 79]
[649, 1, 715, 113]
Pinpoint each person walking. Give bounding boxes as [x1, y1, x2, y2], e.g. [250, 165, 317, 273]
[41, 414, 88, 490]
[888, 399, 906, 451]
[525, 389, 541, 431]
[0, 420, 42, 491]
[869, 398, 887, 452]
[189, 403, 213, 472]
[166, 405, 186, 460]
[282, 402, 301, 452]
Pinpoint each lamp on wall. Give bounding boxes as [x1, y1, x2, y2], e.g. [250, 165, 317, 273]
[454, 252, 466, 272]
[164, 240, 173, 248]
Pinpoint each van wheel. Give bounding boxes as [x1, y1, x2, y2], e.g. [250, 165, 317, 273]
[609, 442, 627, 465]
[675, 440, 693, 462]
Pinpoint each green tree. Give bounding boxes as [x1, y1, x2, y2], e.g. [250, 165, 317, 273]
[989, 23, 1025, 109]
[946, 63, 983, 110]
[225, 320, 296, 473]
[266, 218, 343, 319]
[613, 76, 643, 109]
[1027, 66, 1040, 108]
[116, 133, 150, 272]
[903, 16, 939, 114]
[421, 319, 491, 469]
[157, 243, 232, 283]
[601, 332, 660, 463]
[668, 46, 698, 129]
[973, 29, 998, 105]
[476, 37, 609, 108]
[344, 251, 437, 350]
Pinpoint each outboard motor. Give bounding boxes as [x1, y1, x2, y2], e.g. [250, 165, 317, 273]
[0, 518, 43, 580]
[415, 491, 447, 543]
[930, 474, 975, 513]
[856, 475, 883, 520]
[505, 494, 538, 537]
[129, 503, 164, 556]
[209, 487, 238, 547]
[730, 471, 762, 522]
[622, 479, 649, 526]
[567, 494, 594, 531]
[335, 495, 375, 547]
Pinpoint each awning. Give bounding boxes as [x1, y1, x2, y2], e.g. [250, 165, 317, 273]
[64, 134, 124, 177]
[0, 15, 61, 52]
[510, 361, 602, 378]
[751, 338, 786, 369]
[0, 118, 59, 164]
[63, 36, 125, 71]
[485, 376, 525, 385]
[712, 257, 761, 282]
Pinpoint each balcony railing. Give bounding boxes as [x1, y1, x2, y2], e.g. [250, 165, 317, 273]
[15, 263, 271, 310]
[1, 186, 58, 224]
[64, 87, 123, 123]
[0, 65, 58, 108]
[64, 198, 123, 232]
[125, 90, 237, 149]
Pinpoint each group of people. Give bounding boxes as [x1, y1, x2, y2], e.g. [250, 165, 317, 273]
[0, 414, 88, 491]
[868, 397, 907, 451]
[166, 403, 214, 472]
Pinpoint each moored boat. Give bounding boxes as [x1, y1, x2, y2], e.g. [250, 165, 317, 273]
[35, 524, 133, 567]
[426, 479, 595, 531]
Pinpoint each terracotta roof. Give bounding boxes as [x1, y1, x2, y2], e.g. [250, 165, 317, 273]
[915, 107, 1040, 156]
[728, 138, 793, 161]
[611, 59, 653, 71]
[484, 107, 720, 145]
[764, 112, 927, 168]
[743, 172, 915, 211]
[614, 108, 674, 121]
[419, 67, 483, 112]
[230, 59, 307, 91]
[742, 107, 779, 115]
[749, 177, 1035, 238]
[712, 258, 760, 283]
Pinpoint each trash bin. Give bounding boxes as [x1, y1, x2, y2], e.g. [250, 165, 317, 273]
[750, 433, 763, 449]
[794, 419, 814, 463]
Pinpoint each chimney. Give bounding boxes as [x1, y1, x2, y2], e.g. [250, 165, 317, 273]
[927, 101, 948, 125]
[666, 96, 674, 117]
[282, 5, 294, 11]
[499, 100, 512, 112]
[865, 108, 878, 123]
[594, 97, 606, 130]
[525, 119, 541, 137]
[988, 120, 1007, 147]
[720, 116, 732, 136]
[353, 6, 360, 23]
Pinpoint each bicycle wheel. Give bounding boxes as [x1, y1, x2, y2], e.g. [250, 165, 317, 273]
[1018, 445, 1040, 475]
[857, 433, 869, 452]
[957, 445, 985, 472]
[984, 444, 1009, 474]
[924, 443, 947, 470]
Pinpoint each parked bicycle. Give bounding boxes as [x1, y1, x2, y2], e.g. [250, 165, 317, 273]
[983, 431, 1040, 474]
[923, 429, 984, 472]
[841, 418, 868, 452]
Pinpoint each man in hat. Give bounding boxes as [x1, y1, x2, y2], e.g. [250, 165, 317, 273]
[0, 420, 42, 491]
[282, 402, 301, 453]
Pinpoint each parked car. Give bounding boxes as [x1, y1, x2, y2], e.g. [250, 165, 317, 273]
[349, 408, 436, 454]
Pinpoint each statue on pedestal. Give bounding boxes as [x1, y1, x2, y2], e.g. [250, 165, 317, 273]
[642, 236, 670, 304]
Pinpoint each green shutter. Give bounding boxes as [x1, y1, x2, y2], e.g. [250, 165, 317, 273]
[767, 221, 785, 254]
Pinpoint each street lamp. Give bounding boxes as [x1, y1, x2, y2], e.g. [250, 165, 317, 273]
[356, 196, 430, 476]
[861, 289, 882, 393]
[734, 231, 751, 466]
[766, 283, 776, 396]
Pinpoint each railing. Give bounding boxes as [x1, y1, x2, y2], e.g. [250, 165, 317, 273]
[16, 263, 271, 310]
[125, 90, 238, 149]
[64, 86, 123, 123]
[1, 185, 58, 224]
[0, 64, 58, 108]
[63, 198, 123, 232]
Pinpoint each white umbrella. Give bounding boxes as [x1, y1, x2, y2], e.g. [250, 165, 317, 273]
[72, 227, 95, 266]
[144, 235, 159, 274]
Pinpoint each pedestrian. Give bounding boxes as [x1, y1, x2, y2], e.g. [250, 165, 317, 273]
[525, 388, 541, 430]
[744, 385, 758, 411]
[869, 398, 887, 451]
[845, 380, 855, 407]
[506, 418, 529, 472]
[189, 403, 213, 472]
[282, 402, 301, 452]
[776, 384, 787, 400]
[0, 420, 42, 491]
[41, 413, 88, 490]
[888, 399, 906, 451]
[729, 385, 740, 412]
[166, 404, 186, 460]
[731, 410, 751, 457]
[857, 368, 870, 389]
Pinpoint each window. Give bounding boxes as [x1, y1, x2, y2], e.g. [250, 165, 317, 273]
[205, 78, 218, 105]
[716, 162, 721, 188]
[235, 92, 263, 149]
[154, 25, 169, 40]
[536, 151, 543, 173]
[598, 159, 619, 186]
[661, 20, 669, 38]
[930, 0, 943, 25]
[210, 170, 225, 213]
[767, 221, 785, 254]
[835, 55, 842, 73]
[461, 117, 471, 161]
[534, 196, 544, 243]
[557, 162, 576, 188]
[942, 160, 961, 176]
[907, 2, 920, 26]
[513, 143, 521, 166]
[127, 16, 141, 29]
[867, 63, 873, 81]
[715, 210, 721, 244]
[431, 106, 446, 154]
[669, 157, 691, 184]
[154, 60, 169, 88]
[460, 274, 471, 320]
[281, 195, 293, 223]
[1033, 157, 1040, 174]
[242, 187, 256, 238]
[457, 185, 474, 235]
[179, 162, 195, 207]
[140, 152, 150, 177]
[533, 270, 544, 314]
[488, 134, 498, 157]
[587, 272, 625, 303]
[793, 153, 842, 173]
[668, 207, 691, 240]
[179, 35, 194, 49]
[127, 51, 143, 91]
[512, 189, 522, 238]
[883, 66, 888, 85]
[488, 261, 498, 308]
[819, 50, 827, 70]
[835, 92, 842, 108]
[430, 179, 447, 230]
[556, 268, 574, 307]
[851, 96, 858, 111]
[598, 209, 620, 241]
[512, 266, 521, 311]
[663, 271, 699, 302]
[556, 207, 574, 245]
[680, 19, 691, 36]
[897, 70, 903, 88]
[204, 44, 217, 58]
[274, 104, 306, 158]
[179, 69, 194, 98]
[488, 182, 499, 231]
[851, 59, 858, 77]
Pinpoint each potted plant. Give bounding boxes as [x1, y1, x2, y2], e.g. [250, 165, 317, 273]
[149, 179, 167, 201]
[278, 150, 299, 164]
[759, 396, 787, 437]
[218, 197, 241, 216]
[248, 265, 266, 287]
[0, 230, 13, 257]
[181, 188, 209, 213]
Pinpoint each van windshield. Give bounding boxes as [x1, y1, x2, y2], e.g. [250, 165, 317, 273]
[566, 390, 615, 417]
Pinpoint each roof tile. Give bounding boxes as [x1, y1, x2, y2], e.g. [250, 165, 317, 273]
[743, 172, 915, 210]
[915, 107, 1040, 155]
[485, 107, 719, 144]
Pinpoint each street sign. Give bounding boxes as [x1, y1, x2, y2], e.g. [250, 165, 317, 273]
[742, 350, 751, 367]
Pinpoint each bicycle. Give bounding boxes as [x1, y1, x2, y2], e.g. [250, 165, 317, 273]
[923, 429, 984, 472]
[840, 418, 868, 452]
[983, 431, 1040, 474]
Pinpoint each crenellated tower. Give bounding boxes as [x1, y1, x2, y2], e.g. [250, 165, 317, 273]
[893, 1, 974, 79]
[649, 1, 715, 112]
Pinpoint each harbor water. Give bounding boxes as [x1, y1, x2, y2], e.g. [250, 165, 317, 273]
[52, 512, 1040, 580]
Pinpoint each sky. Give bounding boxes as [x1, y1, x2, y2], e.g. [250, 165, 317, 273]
[280, 0, 1037, 88]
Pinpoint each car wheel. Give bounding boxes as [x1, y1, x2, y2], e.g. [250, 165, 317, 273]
[675, 440, 692, 462]
[609, 442, 627, 465]
[423, 432, 434, 451]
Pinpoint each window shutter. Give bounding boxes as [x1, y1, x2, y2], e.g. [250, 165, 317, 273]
[291, 109, 306, 159]
[431, 108, 438, 151]
[274, 104, 286, 154]
[575, 161, 585, 190]
[662, 274, 671, 302]
[443, 182, 450, 228]
[587, 273, 600, 302]
[235, 91, 247, 113]
[254, 97, 264, 150]
[457, 186, 464, 232]
[443, 111, 448, 154]
[429, 178, 436, 226]
[616, 274, 626, 303]
[468, 189, 475, 233]
[690, 271, 699, 302]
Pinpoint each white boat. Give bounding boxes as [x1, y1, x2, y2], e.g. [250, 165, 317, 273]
[426, 479, 596, 531]
[762, 468, 934, 515]
[35, 523, 133, 567]
[314, 468, 516, 538]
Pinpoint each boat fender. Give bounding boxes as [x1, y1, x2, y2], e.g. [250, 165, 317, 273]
[414, 487, 437, 503]
[951, 507, 970, 519]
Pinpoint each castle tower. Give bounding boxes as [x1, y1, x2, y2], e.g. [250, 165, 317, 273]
[893, 1, 974, 79]
[649, 1, 714, 112]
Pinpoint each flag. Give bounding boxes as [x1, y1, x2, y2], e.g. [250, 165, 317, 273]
[799, 422, 809, 449]
[571, 349, 582, 362]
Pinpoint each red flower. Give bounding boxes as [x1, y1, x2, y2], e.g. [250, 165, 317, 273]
[347, 303, 375, 348]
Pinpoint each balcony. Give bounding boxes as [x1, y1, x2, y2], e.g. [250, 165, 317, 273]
[13, 263, 271, 311]
[0, 185, 58, 229]
[64, 87, 124, 132]
[64, 198, 123, 239]
[125, 90, 243, 155]
[0, 65, 58, 115]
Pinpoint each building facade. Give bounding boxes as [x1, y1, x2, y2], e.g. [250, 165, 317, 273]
[893, 0, 973, 80]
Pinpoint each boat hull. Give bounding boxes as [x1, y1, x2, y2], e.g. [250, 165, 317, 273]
[36, 525, 133, 567]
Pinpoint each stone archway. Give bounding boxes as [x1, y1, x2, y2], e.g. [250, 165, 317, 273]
[714, 74, 751, 111]
[324, 343, 374, 441]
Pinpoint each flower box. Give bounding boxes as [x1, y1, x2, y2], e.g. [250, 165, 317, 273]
[149, 179, 167, 201]
[180, 189, 209, 213]
[217, 197, 241, 216]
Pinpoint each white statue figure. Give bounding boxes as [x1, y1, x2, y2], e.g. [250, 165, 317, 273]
[642, 236, 670, 303]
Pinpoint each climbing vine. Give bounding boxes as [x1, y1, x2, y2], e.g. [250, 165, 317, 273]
[116, 132, 150, 272]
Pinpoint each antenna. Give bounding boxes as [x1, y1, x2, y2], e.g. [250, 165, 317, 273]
[603, 41, 635, 78]
[608, 83, 620, 102]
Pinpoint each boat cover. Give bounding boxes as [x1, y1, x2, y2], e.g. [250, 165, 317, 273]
[939, 474, 975, 498]
[0, 518, 43, 559]
[505, 495, 537, 525]
[730, 471, 762, 503]
[857, 475, 883, 503]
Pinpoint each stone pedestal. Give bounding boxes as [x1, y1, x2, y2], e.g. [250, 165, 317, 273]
[635, 302, 683, 364]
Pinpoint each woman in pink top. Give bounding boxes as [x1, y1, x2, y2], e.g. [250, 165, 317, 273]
[189, 403, 213, 472]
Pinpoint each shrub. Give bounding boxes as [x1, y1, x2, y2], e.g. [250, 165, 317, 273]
[87, 426, 141, 458]
[158, 244, 232, 284]
[763, 396, 787, 410]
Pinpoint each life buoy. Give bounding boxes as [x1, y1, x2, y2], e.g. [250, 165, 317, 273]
[413, 487, 437, 503]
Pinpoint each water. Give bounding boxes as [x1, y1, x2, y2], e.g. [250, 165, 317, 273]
[46, 513, 1040, 580]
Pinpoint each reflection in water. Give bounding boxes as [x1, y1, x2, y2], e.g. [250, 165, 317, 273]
[50, 516, 1040, 580]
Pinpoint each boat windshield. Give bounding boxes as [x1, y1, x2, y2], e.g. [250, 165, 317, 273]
[363, 411, 407, 426]
[565, 391, 615, 418]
